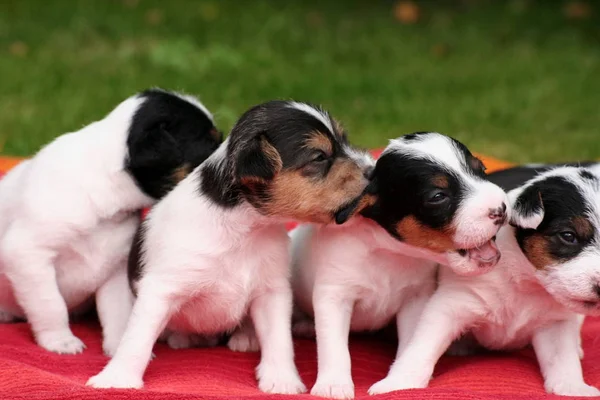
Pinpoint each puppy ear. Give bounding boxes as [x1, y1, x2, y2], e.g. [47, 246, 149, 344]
[508, 186, 545, 230]
[127, 122, 183, 198]
[234, 134, 282, 190]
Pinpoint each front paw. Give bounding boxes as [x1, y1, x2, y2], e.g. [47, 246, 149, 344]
[311, 378, 355, 399]
[37, 330, 86, 354]
[86, 367, 143, 389]
[546, 381, 600, 397]
[256, 364, 306, 394]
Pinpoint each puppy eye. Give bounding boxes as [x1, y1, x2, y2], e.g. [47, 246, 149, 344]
[558, 231, 578, 245]
[312, 152, 328, 163]
[426, 191, 449, 205]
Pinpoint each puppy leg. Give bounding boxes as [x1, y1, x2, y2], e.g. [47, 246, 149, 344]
[250, 285, 306, 395]
[368, 292, 479, 395]
[532, 318, 600, 397]
[86, 286, 176, 389]
[1, 233, 84, 354]
[228, 317, 260, 352]
[311, 286, 355, 399]
[95, 267, 134, 357]
[367, 290, 431, 395]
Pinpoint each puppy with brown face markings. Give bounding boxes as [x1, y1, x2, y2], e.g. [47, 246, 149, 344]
[372, 165, 600, 397]
[86, 100, 373, 393]
[288, 132, 508, 399]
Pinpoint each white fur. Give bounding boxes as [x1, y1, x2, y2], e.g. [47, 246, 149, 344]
[287, 102, 334, 135]
[376, 168, 600, 397]
[291, 220, 438, 399]
[289, 134, 508, 398]
[0, 95, 153, 354]
[87, 158, 305, 392]
[86, 99, 365, 393]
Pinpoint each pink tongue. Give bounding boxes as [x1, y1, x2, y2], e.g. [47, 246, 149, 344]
[468, 240, 500, 263]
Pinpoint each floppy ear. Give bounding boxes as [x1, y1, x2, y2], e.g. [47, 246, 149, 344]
[126, 122, 184, 198]
[508, 186, 545, 230]
[234, 134, 282, 190]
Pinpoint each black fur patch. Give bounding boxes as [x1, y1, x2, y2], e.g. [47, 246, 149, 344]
[361, 151, 465, 239]
[514, 176, 595, 262]
[126, 89, 222, 199]
[488, 162, 597, 192]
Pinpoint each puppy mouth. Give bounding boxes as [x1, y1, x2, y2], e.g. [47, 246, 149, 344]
[456, 236, 501, 268]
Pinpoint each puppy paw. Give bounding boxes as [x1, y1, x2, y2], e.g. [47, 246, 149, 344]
[257, 364, 306, 394]
[228, 329, 260, 352]
[37, 330, 86, 354]
[86, 367, 143, 389]
[292, 319, 316, 339]
[546, 381, 600, 397]
[311, 379, 355, 399]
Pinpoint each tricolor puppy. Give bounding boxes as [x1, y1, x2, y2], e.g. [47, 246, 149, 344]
[376, 165, 600, 397]
[290, 132, 508, 399]
[86, 100, 373, 393]
[0, 89, 222, 355]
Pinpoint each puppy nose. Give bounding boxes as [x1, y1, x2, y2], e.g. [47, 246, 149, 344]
[363, 166, 375, 180]
[488, 203, 507, 223]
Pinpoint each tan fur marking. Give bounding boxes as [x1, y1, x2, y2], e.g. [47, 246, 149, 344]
[263, 158, 366, 223]
[395, 215, 456, 253]
[172, 163, 191, 183]
[260, 136, 283, 172]
[573, 216, 594, 240]
[305, 132, 333, 155]
[432, 175, 449, 188]
[523, 234, 556, 270]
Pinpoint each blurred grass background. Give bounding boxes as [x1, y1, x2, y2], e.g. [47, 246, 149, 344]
[0, 0, 599, 162]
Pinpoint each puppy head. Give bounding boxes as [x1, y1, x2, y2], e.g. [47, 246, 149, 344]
[229, 100, 374, 224]
[126, 89, 223, 199]
[510, 165, 600, 316]
[347, 132, 508, 276]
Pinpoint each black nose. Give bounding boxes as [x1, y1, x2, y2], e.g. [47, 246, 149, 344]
[594, 284, 600, 298]
[364, 166, 375, 180]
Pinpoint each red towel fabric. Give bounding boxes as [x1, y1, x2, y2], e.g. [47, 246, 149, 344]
[1, 152, 598, 400]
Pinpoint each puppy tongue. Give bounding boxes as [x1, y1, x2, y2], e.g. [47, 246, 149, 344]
[467, 240, 500, 263]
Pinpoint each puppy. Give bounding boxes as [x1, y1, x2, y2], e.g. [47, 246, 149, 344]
[375, 165, 600, 397]
[0, 89, 222, 355]
[86, 100, 374, 393]
[290, 132, 508, 399]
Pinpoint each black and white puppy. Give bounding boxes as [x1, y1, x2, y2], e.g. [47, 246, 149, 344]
[86, 100, 374, 393]
[290, 132, 508, 398]
[0, 89, 222, 355]
[375, 165, 600, 397]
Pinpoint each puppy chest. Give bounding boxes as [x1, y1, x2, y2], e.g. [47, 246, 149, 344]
[350, 257, 435, 331]
[473, 300, 561, 350]
[167, 285, 251, 335]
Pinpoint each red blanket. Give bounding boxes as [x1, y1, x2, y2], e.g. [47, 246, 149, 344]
[1, 153, 598, 400]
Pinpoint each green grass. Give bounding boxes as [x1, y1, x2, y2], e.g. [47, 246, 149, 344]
[1, 0, 599, 162]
